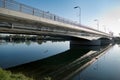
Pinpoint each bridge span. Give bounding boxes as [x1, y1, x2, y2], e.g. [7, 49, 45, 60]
[0, 0, 112, 45]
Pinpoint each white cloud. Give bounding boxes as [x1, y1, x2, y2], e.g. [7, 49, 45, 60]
[100, 7, 120, 36]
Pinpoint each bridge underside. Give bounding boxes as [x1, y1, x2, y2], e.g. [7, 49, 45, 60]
[0, 13, 112, 45]
[0, 19, 102, 41]
[0, 27, 94, 40]
[0, 27, 112, 46]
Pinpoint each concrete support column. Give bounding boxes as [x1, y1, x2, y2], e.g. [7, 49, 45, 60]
[89, 40, 101, 45]
[101, 39, 112, 45]
[70, 39, 101, 46]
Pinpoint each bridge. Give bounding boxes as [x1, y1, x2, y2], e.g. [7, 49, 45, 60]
[0, 0, 112, 45]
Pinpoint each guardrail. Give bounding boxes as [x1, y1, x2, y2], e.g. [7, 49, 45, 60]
[0, 0, 78, 25]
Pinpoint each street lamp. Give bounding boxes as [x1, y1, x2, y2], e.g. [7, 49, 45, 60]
[102, 25, 106, 32]
[74, 6, 81, 24]
[94, 19, 99, 30]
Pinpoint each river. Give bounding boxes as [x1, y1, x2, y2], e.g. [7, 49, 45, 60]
[0, 40, 119, 80]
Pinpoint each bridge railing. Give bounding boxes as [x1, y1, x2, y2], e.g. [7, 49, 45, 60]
[0, 0, 78, 25]
[0, 0, 110, 36]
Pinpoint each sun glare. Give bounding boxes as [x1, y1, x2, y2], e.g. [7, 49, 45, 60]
[118, 19, 120, 22]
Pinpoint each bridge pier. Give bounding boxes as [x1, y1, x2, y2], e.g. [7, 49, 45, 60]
[100, 38, 113, 45]
[70, 40, 101, 46]
[70, 39, 111, 46]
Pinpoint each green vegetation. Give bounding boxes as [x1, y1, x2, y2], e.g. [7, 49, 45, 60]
[44, 76, 53, 80]
[0, 68, 33, 80]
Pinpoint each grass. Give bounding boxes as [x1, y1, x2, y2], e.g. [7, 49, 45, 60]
[0, 68, 33, 80]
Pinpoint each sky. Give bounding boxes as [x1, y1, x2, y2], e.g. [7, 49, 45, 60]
[16, 0, 120, 36]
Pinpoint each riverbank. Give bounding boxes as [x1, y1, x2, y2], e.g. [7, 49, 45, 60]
[0, 68, 54, 80]
[0, 68, 33, 80]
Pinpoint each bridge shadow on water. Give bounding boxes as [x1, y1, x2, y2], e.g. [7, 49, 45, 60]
[7, 41, 112, 80]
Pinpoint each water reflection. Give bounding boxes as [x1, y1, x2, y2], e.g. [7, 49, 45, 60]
[0, 40, 69, 68]
[0, 40, 111, 80]
[72, 44, 120, 80]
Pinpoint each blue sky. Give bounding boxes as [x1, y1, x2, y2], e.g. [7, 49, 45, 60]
[16, 0, 120, 36]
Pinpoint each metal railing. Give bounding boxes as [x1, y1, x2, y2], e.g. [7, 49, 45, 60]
[0, 0, 78, 25]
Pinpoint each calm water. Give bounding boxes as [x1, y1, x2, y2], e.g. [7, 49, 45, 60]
[0, 40, 70, 68]
[0, 40, 120, 80]
[72, 44, 120, 80]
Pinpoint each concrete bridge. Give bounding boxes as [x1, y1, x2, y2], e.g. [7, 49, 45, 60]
[0, 0, 112, 45]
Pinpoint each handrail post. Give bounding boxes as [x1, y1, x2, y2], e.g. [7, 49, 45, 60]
[20, 4, 22, 12]
[43, 11, 44, 18]
[3, 0, 6, 8]
[33, 8, 34, 15]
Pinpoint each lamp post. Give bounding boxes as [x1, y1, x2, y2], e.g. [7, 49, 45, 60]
[102, 25, 106, 32]
[94, 19, 99, 30]
[74, 6, 81, 24]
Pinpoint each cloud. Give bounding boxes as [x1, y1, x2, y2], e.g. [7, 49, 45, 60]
[100, 7, 120, 36]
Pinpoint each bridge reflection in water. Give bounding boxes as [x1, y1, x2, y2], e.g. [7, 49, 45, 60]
[7, 41, 112, 80]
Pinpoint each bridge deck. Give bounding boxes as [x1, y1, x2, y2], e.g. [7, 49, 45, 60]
[0, 0, 111, 40]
